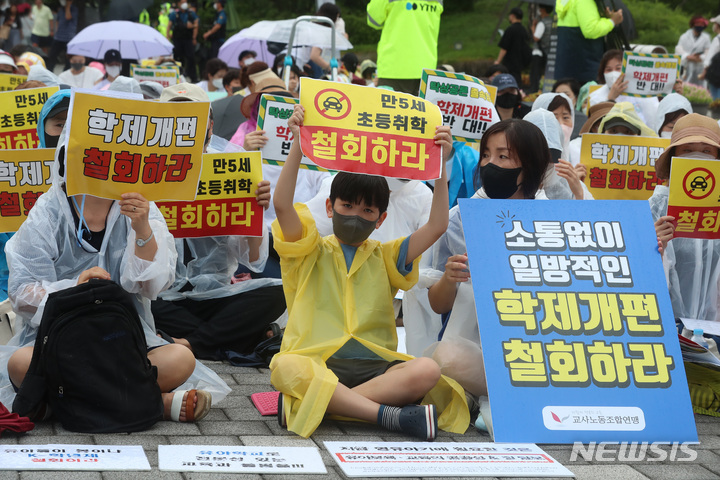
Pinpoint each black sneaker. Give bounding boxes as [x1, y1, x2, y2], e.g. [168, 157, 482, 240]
[277, 392, 286, 428]
[398, 404, 437, 441]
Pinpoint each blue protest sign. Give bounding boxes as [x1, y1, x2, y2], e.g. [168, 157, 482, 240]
[458, 199, 697, 444]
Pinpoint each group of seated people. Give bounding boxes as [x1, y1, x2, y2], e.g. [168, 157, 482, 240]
[0, 44, 716, 440]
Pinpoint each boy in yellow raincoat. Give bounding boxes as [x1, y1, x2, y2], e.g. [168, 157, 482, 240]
[271, 104, 469, 440]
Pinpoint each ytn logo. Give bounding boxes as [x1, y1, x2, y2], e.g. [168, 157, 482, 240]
[406, 2, 439, 13]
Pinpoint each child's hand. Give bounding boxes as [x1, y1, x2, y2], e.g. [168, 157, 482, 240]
[243, 130, 268, 151]
[255, 180, 271, 209]
[288, 104, 305, 138]
[655, 215, 675, 255]
[443, 254, 470, 283]
[434, 125, 453, 163]
[555, 159, 584, 199]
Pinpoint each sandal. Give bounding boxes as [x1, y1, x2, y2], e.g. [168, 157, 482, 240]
[169, 389, 212, 422]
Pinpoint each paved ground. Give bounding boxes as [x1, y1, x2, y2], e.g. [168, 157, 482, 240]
[0, 360, 719, 480]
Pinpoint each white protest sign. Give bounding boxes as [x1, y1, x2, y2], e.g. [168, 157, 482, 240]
[621, 51, 681, 97]
[0, 445, 150, 470]
[130, 64, 180, 88]
[419, 68, 498, 142]
[158, 445, 326, 474]
[324, 441, 574, 477]
[257, 94, 298, 163]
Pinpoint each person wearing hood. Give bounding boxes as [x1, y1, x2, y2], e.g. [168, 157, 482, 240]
[58, 54, 103, 89]
[554, 0, 623, 85]
[524, 107, 590, 200]
[0, 87, 230, 420]
[598, 101, 657, 137]
[588, 50, 660, 126]
[149, 83, 286, 361]
[650, 114, 720, 322]
[491, 73, 530, 121]
[426, 120, 551, 417]
[94, 49, 122, 91]
[676, 16, 712, 86]
[653, 93, 693, 138]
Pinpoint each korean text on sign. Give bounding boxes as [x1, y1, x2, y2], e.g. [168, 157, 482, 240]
[0, 148, 54, 233]
[580, 133, 669, 200]
[667, 156, 720, 239]
[621, 52, 681, 98]
[0, 73, 27, 92]
[130, 64, 180, 88]
[156, 152, 264, 238]
[299, 77, 443, 181]
[256, 94, 305, 165]
[66, 91, 209, 201]
[419, 68, 499, 142]
[458, 199, 696, 444]
[0, 86, 58, 150]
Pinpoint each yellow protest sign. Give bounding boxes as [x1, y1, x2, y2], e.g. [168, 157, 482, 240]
[66, 91, 209, 201]
[0, 148, 54, 233]
[0, 73, 27, 92]
[156, 152, 264, 238]
[299, 77, 443, 180]
[667, 157, 720, 239]
[580, 133, 668, 200]
[130, 64, 180, 88]
[0, 86, 59, 150]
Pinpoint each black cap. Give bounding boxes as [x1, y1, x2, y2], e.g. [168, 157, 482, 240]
[104, 49, 122, 64]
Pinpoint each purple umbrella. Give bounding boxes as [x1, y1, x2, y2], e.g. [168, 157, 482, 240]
[67, 21, 174, 61]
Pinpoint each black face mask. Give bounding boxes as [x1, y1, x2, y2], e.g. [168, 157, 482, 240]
[496, 93, 520, 109]
[45, 134, 59, 149]
[694, 26, 705, 34]
[480, 163, 522, 199]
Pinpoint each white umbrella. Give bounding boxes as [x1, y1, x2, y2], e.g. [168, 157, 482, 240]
[267, 19, 352, 51]
[67, 21, 174, 60]
[218, 18, 352, 69]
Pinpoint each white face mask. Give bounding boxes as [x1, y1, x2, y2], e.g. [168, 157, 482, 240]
[679, 151, 717, 160]
[212, 78, 223, 89]
[604, 71, 621, 87]
[560, 124, 573, 145]
[180, 2, 188, 10]
[660, 131, 673, 139]
[244, 58, 255, 66]
[105, 65, 121, 78]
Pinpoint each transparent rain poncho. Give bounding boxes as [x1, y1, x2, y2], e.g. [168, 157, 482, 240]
[0, 97, 230, 406]
[650, 186, 720, 322]
[652, 93, 693, 135]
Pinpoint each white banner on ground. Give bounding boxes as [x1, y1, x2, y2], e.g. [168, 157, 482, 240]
[158, 445, 327, 474]
[324, 441, 574, 477]
[0, 445, 150, 470]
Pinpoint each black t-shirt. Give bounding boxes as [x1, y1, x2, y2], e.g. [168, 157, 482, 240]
[499, 23, 530, 73]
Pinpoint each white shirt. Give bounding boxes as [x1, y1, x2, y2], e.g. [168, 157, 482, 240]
[58, 67, 104, 89]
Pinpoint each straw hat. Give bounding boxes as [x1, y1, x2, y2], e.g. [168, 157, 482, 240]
[240, 74, 289, 118]
[655, 113, 720, 179]
[580, 101, 615, 134]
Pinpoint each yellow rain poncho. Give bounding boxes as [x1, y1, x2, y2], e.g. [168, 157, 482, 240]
[270, 204, 469, 438]
[599, 101, 658, 138]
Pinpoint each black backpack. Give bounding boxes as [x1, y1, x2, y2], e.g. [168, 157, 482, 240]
[12, 279, 164, 433]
